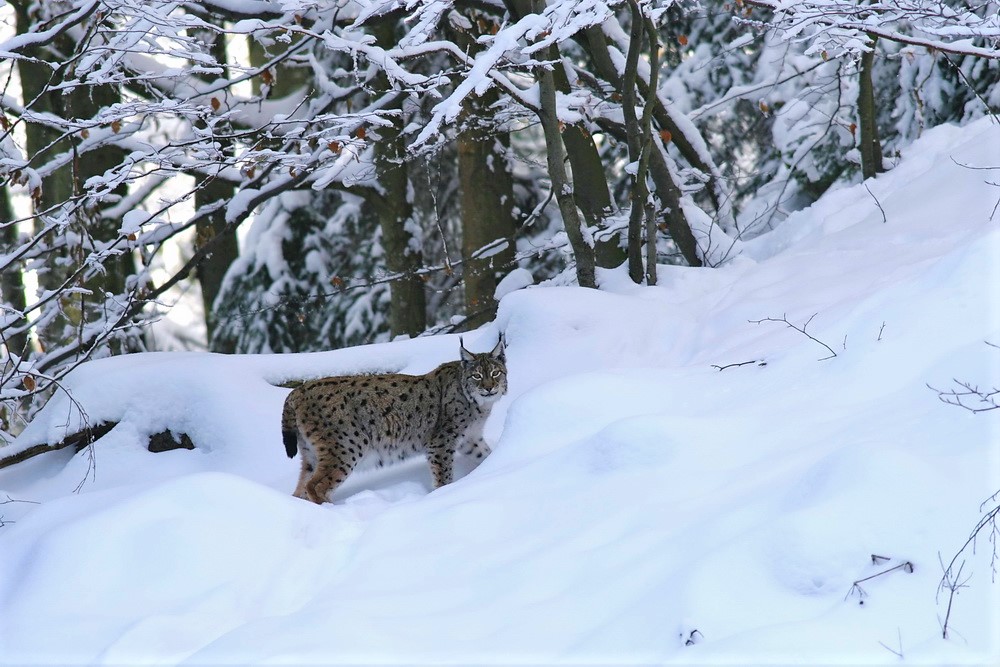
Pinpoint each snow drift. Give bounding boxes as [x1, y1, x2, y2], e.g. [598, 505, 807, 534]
[1, 118, 998, 665]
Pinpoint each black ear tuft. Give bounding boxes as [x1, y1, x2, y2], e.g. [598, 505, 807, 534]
[460, 336, 475, 362]
[491, 334, 505, 360]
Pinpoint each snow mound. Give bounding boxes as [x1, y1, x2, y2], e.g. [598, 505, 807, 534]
[1, 118, 998, 665]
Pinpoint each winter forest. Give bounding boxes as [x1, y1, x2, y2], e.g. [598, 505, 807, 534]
[1, 0, 996, 429]
[1, 0, 1000, 664]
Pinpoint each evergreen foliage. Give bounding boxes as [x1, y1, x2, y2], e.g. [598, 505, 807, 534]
[212, 191, 389, 353]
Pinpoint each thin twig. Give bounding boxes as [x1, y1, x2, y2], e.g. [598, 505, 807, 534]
[878, 628, 903, 659]
[750, 313, 838, 361]
[938, 555, 971, 639]
[711, 360, 764, 371]
[928, 380, 1000, 413]
[865, 183, 887, 224]
[845, 560, 914, 602]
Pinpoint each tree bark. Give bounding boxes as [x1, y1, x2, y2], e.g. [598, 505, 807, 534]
[581, 19, 702, 267]
[195, 174, 240, 348]
[247, 33, 310, 101]
[372, 23, 427, 337]
[504, 0, 622, 269]
[622, 1, 648, 283]
[641, 16, 661, 286]
[582, 26, 725, 216]
[523, 0, 597, 288]
[72, 82, 137, 344]
[0, 187, 28, 358]
[457, 95, 516, 330]
[195, 26, 240, 348]
[13, 1, 139, 352]
[12, 0, 74, 295]
[535, 66, 597, 288]
[858, 35, 885, 180]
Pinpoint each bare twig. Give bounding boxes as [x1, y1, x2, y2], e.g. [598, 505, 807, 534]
[865, 183, 887, 224]
[933, 348, 1000, 639]
[929, 341, 1000, 412]
[928, 379, 1000, 413]
[711, 360, 765, 371]
[0, 494, 40, 529]
[938, 555, 972, 639]
[845, 559, 914, 602]
[0, 494, 40, 506]
[878, 628, 904, 659]
[937, 489, 1000, 638]
[750, 313, 838, 361]
[949, 159, 1000, 220]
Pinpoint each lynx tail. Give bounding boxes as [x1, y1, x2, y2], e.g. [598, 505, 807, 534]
[281, 390, 299, 458]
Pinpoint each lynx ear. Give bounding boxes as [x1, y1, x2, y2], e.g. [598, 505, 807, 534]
[490, 334, 506, 361]
[460, 336, 475, 362]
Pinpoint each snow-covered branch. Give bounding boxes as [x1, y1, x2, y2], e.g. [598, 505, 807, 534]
[747, 0, 1000, 60]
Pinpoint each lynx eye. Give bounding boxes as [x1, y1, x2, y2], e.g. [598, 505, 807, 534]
[471, 372, 482, 380]
[490, 369, 501, 378]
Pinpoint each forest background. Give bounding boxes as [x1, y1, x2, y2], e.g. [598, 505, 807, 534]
[1, 0, 998, 440]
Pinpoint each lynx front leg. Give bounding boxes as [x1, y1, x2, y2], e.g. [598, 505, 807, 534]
[459, 437, 492, 460]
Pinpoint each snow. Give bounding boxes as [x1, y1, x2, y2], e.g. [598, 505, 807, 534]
[494, 267, 534, 300]
[1, 118, 999, 665]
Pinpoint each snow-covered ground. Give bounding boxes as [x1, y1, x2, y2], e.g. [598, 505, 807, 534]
[1, 118, 999, 665]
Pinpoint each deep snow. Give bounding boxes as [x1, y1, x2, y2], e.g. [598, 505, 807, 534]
[1, 118, 999, 665]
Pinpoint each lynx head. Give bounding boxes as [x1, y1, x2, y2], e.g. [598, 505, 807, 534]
[459, 335, 507, 405]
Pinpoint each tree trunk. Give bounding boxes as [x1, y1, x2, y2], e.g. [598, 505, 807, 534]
[195, 174, 239, 348]
[0, 187, 28, 358]
[582, 26, 726, 216]
[12, 1, 74, 295]
[524, 0, 597, 288]
[372, 23, 427, 338]
[562, 115, 624, 270]
[505, 0, 622, 269]
[14, 1, 139, 353]
[648, 142, 701, 267]
[375, 124, 427, 338]
[535, 74, 597, 287]
[195, 26, 240, 348]
[580, 24, 707, 266]
[457, 97, 516, 330]
[72, 81, 137, 324]
[247, 33, 310, 101]
[622, 1, 648, 283]
[858, 35, 885, 180]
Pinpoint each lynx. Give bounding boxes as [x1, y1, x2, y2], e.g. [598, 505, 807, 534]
[282, 337, 507, 504]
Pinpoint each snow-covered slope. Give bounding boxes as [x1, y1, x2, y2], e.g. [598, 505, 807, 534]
[1, 118, 998, 665]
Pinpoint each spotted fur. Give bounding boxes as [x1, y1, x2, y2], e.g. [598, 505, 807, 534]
[282, 338, 507, 504]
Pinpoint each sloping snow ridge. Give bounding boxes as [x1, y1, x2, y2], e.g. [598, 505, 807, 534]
[1, 118, 999, 665]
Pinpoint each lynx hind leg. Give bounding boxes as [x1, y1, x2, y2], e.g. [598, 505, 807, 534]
[292, 431, 318, 500]
[304, 444, 356, 504]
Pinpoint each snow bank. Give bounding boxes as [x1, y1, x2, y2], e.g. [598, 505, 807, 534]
[1, 118, 998, 665]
